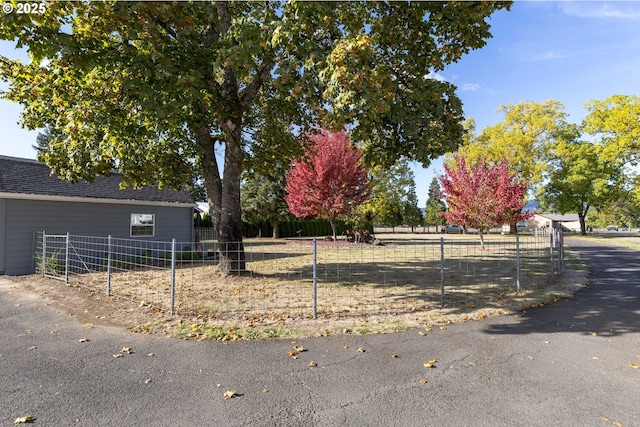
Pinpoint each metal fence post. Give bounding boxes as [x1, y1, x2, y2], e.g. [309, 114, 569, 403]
[516, 234, 521, 293]
[41, 231, 46, 275]
[107, 235, 112, 296]
[559, 229, 564, 273]
[440, 237, 445, 308]
[313, 238, 317, 319]
[170, 238, 176, 315]
[64, 232, 70, 284]
[549, 230, 554, 280]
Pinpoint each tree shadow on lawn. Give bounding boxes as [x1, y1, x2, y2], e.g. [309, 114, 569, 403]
[246, 256, 553, 318]
[483, 242, 640, 337]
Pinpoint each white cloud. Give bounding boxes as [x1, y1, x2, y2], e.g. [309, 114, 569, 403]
[458, 82, 497, 96]
[559, 2, 640, 19]
[424, 71, 446, 82]
[461, 83, 481, 92]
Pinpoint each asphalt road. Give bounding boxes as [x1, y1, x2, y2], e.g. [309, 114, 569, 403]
[1, 238, 639, 426]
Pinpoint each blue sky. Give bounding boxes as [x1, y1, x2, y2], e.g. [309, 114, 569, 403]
[2, 1, 640, 205]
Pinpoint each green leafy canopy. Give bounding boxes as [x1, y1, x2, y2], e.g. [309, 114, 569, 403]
[1, 1, 510, 254]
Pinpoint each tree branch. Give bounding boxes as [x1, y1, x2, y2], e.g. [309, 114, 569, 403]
[239, 61, 274, 110]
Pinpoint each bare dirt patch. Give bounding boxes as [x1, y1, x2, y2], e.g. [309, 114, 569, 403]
[10, 275, 166, 329]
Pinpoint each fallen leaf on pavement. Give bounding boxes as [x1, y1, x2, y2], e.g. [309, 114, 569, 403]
[144, 378, 152, 384]
[13, 415, 35, 424]
[424, 359, 437, 368]
[223, 390, 239, 399]
[630, 362, 640, 369]
[589, 331, 598, 337]
[309, 361, 317, 367]
[612, 421, 623, 427]
[79, 338, 89, 343]
[288, 345, 305, 358]
[357, 347, 365, 353]
[113, 354, 123, 358]
[121, 347, 133, 354]
[391, 353, 400, 358]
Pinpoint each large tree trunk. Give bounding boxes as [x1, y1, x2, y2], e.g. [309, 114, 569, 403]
[194, 120, 246, 273]
[579, 213, 587, 236]
[272, 220, 279, 239]
[219, 116, 246, 272]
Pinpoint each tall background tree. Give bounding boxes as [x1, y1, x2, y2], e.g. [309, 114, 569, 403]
[539, 139, 622, 235]
[361, 159, 421, 231]
[241, 167, 290, 239]
[0, 1, 510, 269]
[424, 177, 447, 232]
[439, 155, 533, 249]
[583, 95, 640, 167]
[458, 100, 569, 188]
[402, 184, 424, 233]
[285, 129, 370, 240]
[455, 100, 570, 233]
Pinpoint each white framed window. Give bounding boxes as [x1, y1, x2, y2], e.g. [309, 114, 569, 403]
[130, 213, 155, 237]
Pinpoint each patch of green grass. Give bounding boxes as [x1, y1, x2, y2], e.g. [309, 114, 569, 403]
[130, 318, 295, 340]
[570, 235, 640, 251]
[565, 252, 588, 270]
[171, 320, 295, 341]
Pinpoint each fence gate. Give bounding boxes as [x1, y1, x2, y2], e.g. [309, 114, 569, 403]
[40, 232, 69, 281]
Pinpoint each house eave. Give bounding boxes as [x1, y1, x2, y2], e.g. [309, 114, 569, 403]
[0, 192, 196, 209]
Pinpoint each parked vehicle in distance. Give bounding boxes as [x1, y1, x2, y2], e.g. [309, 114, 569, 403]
[441, 224, 464, 234]
[606, 225, 619, 231]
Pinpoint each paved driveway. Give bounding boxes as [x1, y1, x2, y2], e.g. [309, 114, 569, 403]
[1, 238, 639, 426]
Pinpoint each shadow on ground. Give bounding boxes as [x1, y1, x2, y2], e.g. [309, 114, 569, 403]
[483, 240, 640, 337]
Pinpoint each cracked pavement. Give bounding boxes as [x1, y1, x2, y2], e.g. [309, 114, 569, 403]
[1, 238, 639, 426]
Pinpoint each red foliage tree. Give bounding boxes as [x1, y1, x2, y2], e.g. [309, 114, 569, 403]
[285, 130, 370, 240]
[439, 155, 534, 248]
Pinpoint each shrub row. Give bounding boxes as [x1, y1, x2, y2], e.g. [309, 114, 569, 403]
[243, 218, 349, 238]
[196, 213, 349, 239]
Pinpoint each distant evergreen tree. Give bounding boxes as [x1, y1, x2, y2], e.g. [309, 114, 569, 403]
[182, 170, 207, 202]
[362, 159, 421, 231]
[424, 177, 447, 232]
[402, 185, 424, 232]
[242, 167, 291, 238]
[33, 126, 64, 158]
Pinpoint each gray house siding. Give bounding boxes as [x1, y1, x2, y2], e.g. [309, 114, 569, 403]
[0, 156, 195, 276]
[0, 199, 5, 273]
[3, 198, 193, 275]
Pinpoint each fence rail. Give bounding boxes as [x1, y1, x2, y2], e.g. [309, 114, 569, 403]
[34, 230, 564, 319]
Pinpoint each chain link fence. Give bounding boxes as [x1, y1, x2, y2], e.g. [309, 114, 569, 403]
[34, 230, 564, 319]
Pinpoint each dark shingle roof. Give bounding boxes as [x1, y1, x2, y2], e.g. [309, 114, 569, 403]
[0, 156, 194, 204]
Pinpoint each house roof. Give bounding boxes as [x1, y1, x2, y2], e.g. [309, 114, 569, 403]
[536, 213, 580, 222]
[0, 155, 194, 205]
